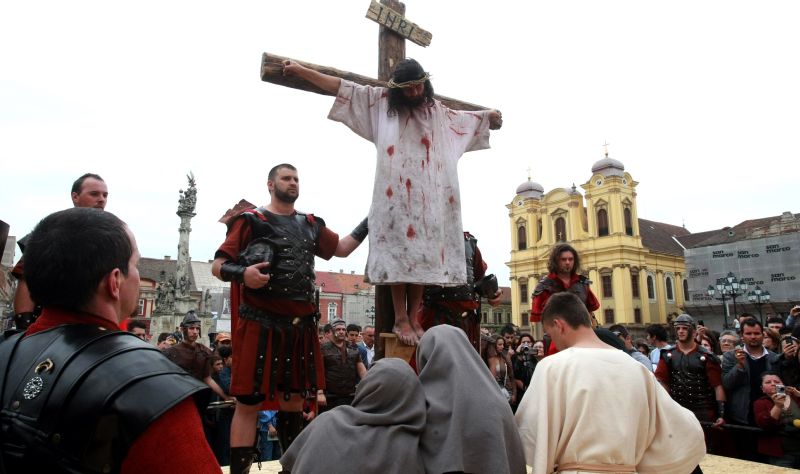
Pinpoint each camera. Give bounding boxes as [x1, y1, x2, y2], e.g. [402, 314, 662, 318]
[777, 384, 786, 395]
[520, 344, 530, 354]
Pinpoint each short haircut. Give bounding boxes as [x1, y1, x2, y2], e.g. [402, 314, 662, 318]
[128, 320, 147, 332]
[323, 323, 332, 333]
[267, 163, 297, 182]
[760, 370, 781, 383]
[210, 355, 222, 365]
[518, 332, 534, 343]
[157, 332, 172, 343]
[719, 330, 739, 342]
[646, 324, 668, 342]
[766, 316, 785, 326]
[216, 344, 232, 359]
[500, 324, 516, 336]
[346, 324, 361, 333]
[71, 173, 104, 194]
[737, 313, 755, 322]
[608, 324, 629, 338]
[741, 318, 763, 332]
[24, 208, 132, 312]
[363, 325, 374, 332]
[541, 292, 592, 329]
[547, 243, 581, 275]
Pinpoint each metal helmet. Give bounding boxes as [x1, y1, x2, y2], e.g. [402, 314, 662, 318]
[181, 310, 201, 328]
[673, 314, 695, 328]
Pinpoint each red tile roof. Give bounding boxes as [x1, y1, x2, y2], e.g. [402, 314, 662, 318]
[316, 271, 373, 295]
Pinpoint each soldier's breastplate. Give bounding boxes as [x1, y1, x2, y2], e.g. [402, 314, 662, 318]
[424, 236, 478, 304]
[567, 281, 589, 305]
[243, 211, 319, 303]
[668, 350, 715, 408]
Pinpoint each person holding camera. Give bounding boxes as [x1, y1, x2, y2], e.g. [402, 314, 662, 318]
[753, 371, 800, 467]
[512, 333, 538, 409]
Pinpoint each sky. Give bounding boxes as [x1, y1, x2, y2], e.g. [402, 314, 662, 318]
[2, 1, 798, 284]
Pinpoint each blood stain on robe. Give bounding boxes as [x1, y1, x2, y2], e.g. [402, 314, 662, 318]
[386, 185, 394, 198]
[420, 136, 431, 163]
[440, 248, 445, 264]
[448, 195, 456, 205]
[449, 126, 467, 136]
[407, 224, 416, 239]
[405, 178, 412, 207]
[387, 145, 395, 157]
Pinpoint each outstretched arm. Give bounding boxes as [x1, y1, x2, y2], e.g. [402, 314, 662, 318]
[283, 60, 341, 95]
[335, 217, 368, 257]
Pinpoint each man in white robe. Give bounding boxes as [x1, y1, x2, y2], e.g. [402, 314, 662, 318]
[282, 58, 501, 345]
[515, 292, 706, 474]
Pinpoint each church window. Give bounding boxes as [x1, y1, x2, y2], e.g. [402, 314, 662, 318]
[554, 217, 567, 242]
[517, 226, 527, 250]
[537, 219, 543, 242]
[482, 312, 488, 324]
[634, 308, 642, 324]
[665, 277, 674, 301]
[137, 298, 145, 316]
[631, 274, 640, 298]
[520, 282, 528, 303]
[597, 209, 609, 237]
[647, 275, 655, 300]
[601, 275, 613, 298]
[328, 302, 337, 319]
[604, 309, 615, 324]
[624, 208, 634, 236]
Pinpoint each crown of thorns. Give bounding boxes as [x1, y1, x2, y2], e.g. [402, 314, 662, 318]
[387, 73, 431, 89]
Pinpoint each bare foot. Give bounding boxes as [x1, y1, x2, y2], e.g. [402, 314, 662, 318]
[411, 318, 425, 338]
[393, 320, 419, 346]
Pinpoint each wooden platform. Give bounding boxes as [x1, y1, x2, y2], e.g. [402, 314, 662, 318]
[223, 455, 798, 473]
[380, 332, 416, 361]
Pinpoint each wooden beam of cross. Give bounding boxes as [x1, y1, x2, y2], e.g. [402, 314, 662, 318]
[260, 2, 491, 111]
[260, 0, 500, 359]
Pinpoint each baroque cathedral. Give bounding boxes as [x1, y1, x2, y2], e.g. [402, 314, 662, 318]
[507, 152, 688, 333]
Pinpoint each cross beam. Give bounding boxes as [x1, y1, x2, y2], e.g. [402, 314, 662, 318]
[261, 53, 488, 112]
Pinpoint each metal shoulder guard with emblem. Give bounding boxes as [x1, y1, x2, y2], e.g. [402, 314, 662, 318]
[241, 208, 323, 303]
[0, 325, 209, 473]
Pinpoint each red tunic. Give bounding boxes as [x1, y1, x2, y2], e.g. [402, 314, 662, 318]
[25, 308, 220, 474]
[216, 212, 338, 407]
[530, 272, 600, 323]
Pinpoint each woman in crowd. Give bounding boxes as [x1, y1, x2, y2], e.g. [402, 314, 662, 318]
[280, 358, 426, 474]
[718, 330, 739, 354]
[634, 339, 651, 357]
[488, 336, 516, 406]
[700, 332, 722, 356]
[753, 371, 800, 468]
[417, 325, 526, 474]
[764, 328, 782, 354]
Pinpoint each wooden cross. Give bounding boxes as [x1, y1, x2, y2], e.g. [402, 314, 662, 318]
[260, 0, 500, 358]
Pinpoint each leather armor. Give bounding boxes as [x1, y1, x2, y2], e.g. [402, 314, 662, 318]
[320, 342, 360, 397]
[0, 325, 209, 473]
[533, 275, 591, 304]
[424, 233, 479, 305]
[240, 209, 324, 304]
[662, 346, 717, 409]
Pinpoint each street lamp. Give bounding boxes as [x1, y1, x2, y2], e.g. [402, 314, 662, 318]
[365, 306, 375, 326]
[747, 285, 771, 326]
[707, 272, 749, 329]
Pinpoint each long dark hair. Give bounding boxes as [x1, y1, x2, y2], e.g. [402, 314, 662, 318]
[387, 58, 435, 115]
[547, 243, 581, 275]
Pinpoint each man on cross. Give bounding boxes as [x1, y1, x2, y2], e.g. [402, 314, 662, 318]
[282, 58, 502, 346]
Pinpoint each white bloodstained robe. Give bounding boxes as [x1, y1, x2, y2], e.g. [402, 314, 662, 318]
[515, 347, 706, 474]
[328, 80, 492, 285]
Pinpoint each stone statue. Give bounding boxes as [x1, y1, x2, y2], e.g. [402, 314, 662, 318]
[203, 289, 213, 313]
[177, 172, 197, 215]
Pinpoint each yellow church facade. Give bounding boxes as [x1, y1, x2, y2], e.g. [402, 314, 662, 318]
[506, 154, 689, 331]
